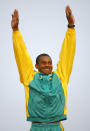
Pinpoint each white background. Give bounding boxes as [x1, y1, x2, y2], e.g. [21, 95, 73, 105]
[0, 0, 90, 131]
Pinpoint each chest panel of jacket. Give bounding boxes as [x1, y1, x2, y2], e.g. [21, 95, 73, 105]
[28, 72, 66, 122]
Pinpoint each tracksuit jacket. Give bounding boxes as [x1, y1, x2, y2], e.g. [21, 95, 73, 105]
[12, 28, 76, 123]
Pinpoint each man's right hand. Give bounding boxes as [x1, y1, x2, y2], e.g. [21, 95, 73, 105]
[66, 6, 75, 26]
[11, 9, 19, 31]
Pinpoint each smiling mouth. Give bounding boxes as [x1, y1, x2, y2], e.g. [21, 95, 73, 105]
[44, 68, 50, 70]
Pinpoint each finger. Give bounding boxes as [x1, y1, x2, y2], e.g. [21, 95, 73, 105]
[66, 6, 70, 17]
[66, 6, 72, 17]
[66, 6, 70, 12]
[66, 5, 70, 11]
[68, 8, 72, 16]
[14, 9, 19, 17]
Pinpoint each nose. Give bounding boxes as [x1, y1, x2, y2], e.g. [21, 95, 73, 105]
[45, 64, 49, 67]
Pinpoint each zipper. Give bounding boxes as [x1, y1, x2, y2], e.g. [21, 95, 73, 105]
[46, 78, 50, 120]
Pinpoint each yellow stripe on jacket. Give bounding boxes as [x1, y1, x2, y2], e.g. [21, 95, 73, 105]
[12, 31, 36, 116]
[54, 28, 76, 115]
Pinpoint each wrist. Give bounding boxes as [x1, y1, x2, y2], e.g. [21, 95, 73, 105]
[13, 27, 19, 32]
[68, 24, 75, 28]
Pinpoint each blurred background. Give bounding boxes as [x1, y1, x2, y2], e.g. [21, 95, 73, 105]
[0, 0, 90, 130]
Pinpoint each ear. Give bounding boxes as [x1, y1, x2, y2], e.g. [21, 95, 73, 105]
[35, 64, 38, 69]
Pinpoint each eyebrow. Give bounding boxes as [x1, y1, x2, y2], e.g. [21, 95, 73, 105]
[40, 60, 52, 63]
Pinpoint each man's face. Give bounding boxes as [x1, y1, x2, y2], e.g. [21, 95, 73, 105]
[35, 56, 53, 75]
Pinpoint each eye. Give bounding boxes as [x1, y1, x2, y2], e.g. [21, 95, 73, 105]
[48, 61, 52, 65]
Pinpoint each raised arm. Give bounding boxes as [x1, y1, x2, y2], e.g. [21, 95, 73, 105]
[11, 10, 35, 86]
[55, 6, 76, 84]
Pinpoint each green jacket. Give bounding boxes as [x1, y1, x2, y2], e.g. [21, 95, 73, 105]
[12, 28, 76, 122]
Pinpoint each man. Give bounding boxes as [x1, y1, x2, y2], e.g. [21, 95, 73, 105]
[11, 6, 76, 131]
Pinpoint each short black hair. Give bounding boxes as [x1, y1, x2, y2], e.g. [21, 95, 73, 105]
[36, 53, 52, 65]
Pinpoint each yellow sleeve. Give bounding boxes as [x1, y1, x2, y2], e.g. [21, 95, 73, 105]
[55, 28, 76, 84]
[12, 30, 35, 86]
